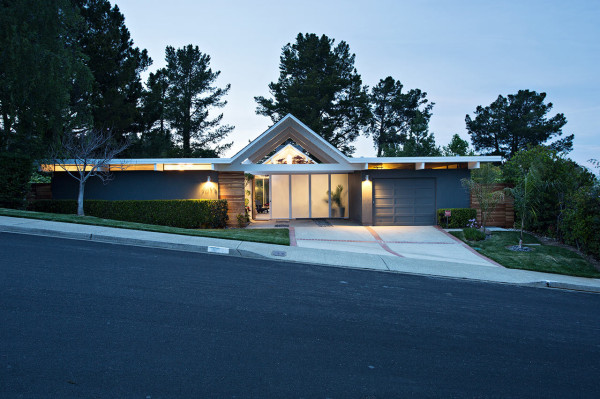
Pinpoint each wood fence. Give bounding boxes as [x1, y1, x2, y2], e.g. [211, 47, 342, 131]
[218, 172, 246, 226]
[470, 184, 515, 228]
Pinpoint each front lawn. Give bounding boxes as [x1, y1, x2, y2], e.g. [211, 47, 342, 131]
[0, 208, 290, 246]
[450, 230, 600, 278]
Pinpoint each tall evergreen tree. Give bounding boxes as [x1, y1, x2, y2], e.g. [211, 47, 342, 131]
[383, 110, 441, 156]
[465, 90, 572, 159]
[255, 33, 370, 155]
[367, 76, 433, 157]
[129, 69, 173, 157]
[0, 0, 92, 156]
[75, 0, 151, 142]
[165, 45, 233, 157]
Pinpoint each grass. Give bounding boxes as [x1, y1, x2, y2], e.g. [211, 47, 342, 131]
[450, 230, 600, 278]
[0, 208, 290, 246]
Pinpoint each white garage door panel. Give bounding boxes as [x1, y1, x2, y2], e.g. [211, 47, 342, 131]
[373, 179, 436, 226]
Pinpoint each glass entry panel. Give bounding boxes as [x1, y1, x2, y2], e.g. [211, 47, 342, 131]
[330, 174, 349, 218]
[291, 174, 309, 218]
[271, 175, 290, 219]
[310, 174, 329, 218]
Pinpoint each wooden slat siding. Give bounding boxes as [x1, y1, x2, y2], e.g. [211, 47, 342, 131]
[218, 172, 245, 226]
[27, 183, 52, 201]
[470, 183, 515, 228]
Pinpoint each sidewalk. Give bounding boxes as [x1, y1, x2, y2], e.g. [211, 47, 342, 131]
[1, 215, 600, 293]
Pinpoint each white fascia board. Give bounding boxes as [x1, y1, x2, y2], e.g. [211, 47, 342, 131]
[228, 114, 351, 166]
[286, 114, 351, 164]
[348, 155, 502, 163]
[217, 163, 361, 173]
[108, 158, 231, 164]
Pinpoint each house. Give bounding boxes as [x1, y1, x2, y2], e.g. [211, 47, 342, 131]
[49, 114, 501, 226]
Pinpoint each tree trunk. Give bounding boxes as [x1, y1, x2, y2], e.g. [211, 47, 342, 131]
[77, 180, 85, 216]
[519, 214, 524, 248]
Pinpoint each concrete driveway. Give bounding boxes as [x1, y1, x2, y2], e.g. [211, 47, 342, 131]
[284, 219, 497, 267]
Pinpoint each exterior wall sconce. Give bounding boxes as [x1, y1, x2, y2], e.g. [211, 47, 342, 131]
[207, 176, 211, 183]
[364, 174, 370, 182]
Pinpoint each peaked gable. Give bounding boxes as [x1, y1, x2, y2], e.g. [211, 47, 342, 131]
[229, 114, 351, 165]
[264, 143, 316, 164]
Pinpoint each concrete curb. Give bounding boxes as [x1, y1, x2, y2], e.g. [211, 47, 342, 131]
[0, 224, 267, 260]
[2, 221, 600, 294]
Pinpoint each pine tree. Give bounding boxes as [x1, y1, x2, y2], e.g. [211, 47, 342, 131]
[75, 0, 151, 143]
[255, 33, 370, 155]
[465, 90, 572, 159]
[164, 45, 233, 157]
[367, 76, 433, 157]
[0, 0, 92, 156]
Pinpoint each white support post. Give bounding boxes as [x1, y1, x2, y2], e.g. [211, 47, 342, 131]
[415, 162, 425, 170]
[468, 161, 480, 169]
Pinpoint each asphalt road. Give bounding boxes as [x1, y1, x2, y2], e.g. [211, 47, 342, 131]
[1, 232, 599, 398]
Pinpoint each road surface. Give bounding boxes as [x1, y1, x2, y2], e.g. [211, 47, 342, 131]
[1, 232, 599, 398]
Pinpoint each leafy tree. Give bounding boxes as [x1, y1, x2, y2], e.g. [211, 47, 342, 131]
[75, 0, 151, 143]
[465, 90, 572, 159]
[443, 134, 473, 156]
[255, 33, 370, 155]
[382, 111, 441, 156]
[0, 0, 92, 156]
[164, 45, 233, 157]
[367, 76, 433, 157]
[461, 164, 504, 233]
[562, 184, 600, 258]
[503, 146, 596, 239]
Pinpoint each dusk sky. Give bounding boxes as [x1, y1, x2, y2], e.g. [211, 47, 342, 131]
[115, 0, 598, 167]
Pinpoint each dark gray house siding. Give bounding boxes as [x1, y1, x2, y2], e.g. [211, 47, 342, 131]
[348, 172, 362, 222]
[52, 171, 219, 200]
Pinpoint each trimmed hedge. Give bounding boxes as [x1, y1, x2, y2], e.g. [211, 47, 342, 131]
[0, 153, 32, 209]
[437, 208, 477, 228]
[28, 199, 229, 229]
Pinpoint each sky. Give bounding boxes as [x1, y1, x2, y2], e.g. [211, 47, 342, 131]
[115, 0, 599, 167]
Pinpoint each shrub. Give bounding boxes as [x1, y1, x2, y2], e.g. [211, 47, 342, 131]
[0, 153, 33, 209]
[562, 185, 600, 259]
[28, 199, 229, 229]
[437, 208, 477, 228]
[463, 227, 485, 241]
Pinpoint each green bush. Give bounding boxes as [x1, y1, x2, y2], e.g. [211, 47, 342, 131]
[0, 153, 33, 209]
[562, 185, 600, 259]
[437, 208, 477, 228]
[28, 199, 229, 229]
[463, 227, 485, 241]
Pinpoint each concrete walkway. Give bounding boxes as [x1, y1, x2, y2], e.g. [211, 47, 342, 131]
[1, 215, 600, 293]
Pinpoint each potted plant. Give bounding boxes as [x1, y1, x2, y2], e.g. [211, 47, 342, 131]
[325, 185, 345, 217]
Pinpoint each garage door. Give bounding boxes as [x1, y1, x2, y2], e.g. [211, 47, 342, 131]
[373, 179, 436, 226]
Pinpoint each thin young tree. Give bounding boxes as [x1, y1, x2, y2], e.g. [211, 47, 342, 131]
[504, 166, 542, 248]
[50, 129, 130, 216]
[461, 164, 504, 234]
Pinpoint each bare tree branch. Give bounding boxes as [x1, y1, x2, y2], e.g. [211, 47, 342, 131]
[49, 128, 131, 215]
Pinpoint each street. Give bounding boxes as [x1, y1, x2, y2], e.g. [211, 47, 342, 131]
[1, 232, 599, 398]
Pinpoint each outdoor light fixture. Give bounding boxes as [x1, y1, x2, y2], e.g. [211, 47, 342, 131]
[207, 176, 211, 183]
[364, 174, 370, 182]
